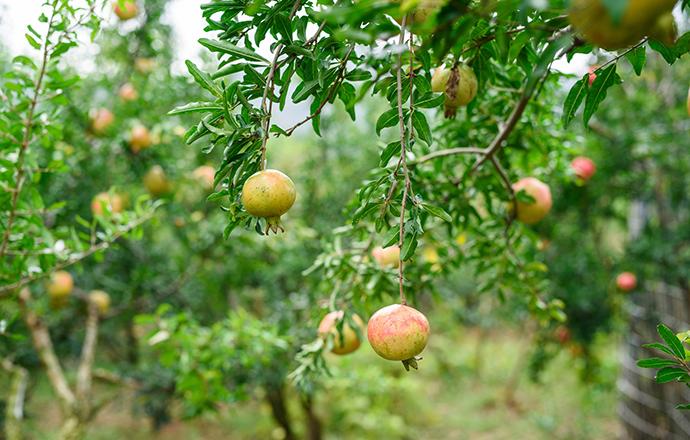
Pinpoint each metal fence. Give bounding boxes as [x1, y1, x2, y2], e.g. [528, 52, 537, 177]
[618, 283, 690, 439]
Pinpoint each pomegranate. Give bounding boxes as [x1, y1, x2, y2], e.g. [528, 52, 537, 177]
[143, 165, 170, 197]
[90, 108, 114, 135]
[512, 177, 552, 225]
[192, 165, 215, 190]
[47, 271, 74, 299]
[393, 0, 445, 25]
[118, 82, 138, 101]
[554, 326, 571, 345]
[372, 245, 400, 268]
[318, 311, 364, 355]
[367, 304, 429, 370]
[571, 156, 596, 181]
[113, 0, 138, 20]
[129, 124, 152, 153]
[431, 64, 477, 118]
[241, 169, 296, 233]
[88, 290, 111, 315]
[91, 192, 124, 216]
[616, 272, 637, 292]
[134, 58, 156, 73]
[587, 66, 597, 86]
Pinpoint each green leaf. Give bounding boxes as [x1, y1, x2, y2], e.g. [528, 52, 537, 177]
[655, 367, 687, 383]
[675, 404, 690, 410]
[185, 60, 223, 98]
[658, 324, 687, 359]
[643, 343, 675, 356]
[562, 76, 587, 127]
[649, 40, 677, 64]
[637, 358, 680, 369]
[525, 35, 573, 95]
[625, 45, 646, 75]
[415, 93, 445, 109]
[583, 64, 621, 127]
[401, 232, 418, 261]
[380, 141, 401, 166]
[376, 109, 399, 135]
[420, 202, 452, 223]
[412, 111, 432, 145]
[25, 34, 41, 50]
[168, 102, 223, 115]
[198, 38, 269, 64]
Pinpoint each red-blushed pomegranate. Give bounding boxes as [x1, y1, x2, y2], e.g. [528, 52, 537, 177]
[318, 311, 364, 355]
[47, 271, 74, 299]
[88, 290, 111, 315]
[616, 272, 637, 292]
[241, 169, 296, 234]
[431, 64, 477, 118]
[129, 124, 152, 153]
[118, 82, 138, 101]
[113, 0, 138, 20]
[192, 165, 215, 190]
[571, 156, 596, 181]
[90, 108, 114, 135]
[367, 304, 429, 370]
[372, 245, 400, 268]
[588, 66, 597, 86]
[91, 192, 124, 216]
[512, 177, 552, 225]
[143, 165, 170, 197]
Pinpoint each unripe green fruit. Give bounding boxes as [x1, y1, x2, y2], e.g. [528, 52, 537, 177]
[241, 169, 296, 234]
[431, 64, 477, 118]
[318, 311, 364, 355]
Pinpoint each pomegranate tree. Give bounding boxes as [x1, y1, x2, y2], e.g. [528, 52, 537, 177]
[113, 0, 138, 20]
[371, 245, 400, 268]
[318, 311, 364, 355]
[571, 156, 596, 181]
[431, 64, 478, 118]
[512, 177, 552, 225]
[616, 272, 637, 292]
[367, 304, 430, 370]
[241, 169, 296, 234]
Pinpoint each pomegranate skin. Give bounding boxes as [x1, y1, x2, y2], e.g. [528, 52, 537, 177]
[318, 311, 364, 355]
[372, 246, 400, 268]
[616, 272, 637, 292]
[512, 177, 552, 225]
[367, 304, 429, 361]
[571, 156, 596, 181]
[241, 169, 296, 233]
[47, 271, 74, 298]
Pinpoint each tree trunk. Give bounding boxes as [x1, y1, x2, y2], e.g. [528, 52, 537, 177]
[4, 364, 28, 440]
[301, 395, 323, 440]
[58, 416, 86, 440]
[265, 385, 295, 440]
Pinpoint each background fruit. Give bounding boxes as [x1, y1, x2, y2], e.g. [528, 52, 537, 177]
[118, 82, 138, 101]
[143, 165, 171, 197]
[318, 311, 364, 355]
[89, 290, 111, 315]
[616, 272, 637, 292]
[47, 271, 74, 299]
[372, 245, 401, 268]
[192, 165, 215, 190]
[367, 304, 429, 361]
[129, 124, 152, 152]
[91, 192, 124, 216]
[113, 0, 138, 20]
[90, 108, 114, 134]
[512, 177, 552, 224]
[571, 156, 596, 181]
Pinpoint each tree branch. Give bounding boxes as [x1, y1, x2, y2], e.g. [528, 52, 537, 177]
[76, 302, 100, 401]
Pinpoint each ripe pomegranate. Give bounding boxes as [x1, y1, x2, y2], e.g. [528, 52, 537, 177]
[367, 304, 429, 370]
[129, 124, 152, 153]
[372, 245, 400, 268]
[587, 66, 597, 86]
[616, 272, 637, 292]
[569, 0, 676, 50]
[118, 82, 138, 101]
[241, 169, 296, 234]
[192, 165, 215, 190]
[318, 311, 364, 355]
[431, 64, 477, 118]
[90, 108, 114, 135]
[88, 290, 111, 315]
[512, 177, 552, 225]
[571, 156, 596, 181]
[91, 192, 124, 216]
[47, 271, 74, 299]
[143, 165, 170, 197]
[113, 0, 138, 20]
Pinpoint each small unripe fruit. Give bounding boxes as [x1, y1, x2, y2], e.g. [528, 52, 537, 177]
[241, 169, 296, 234]
[512, 177, 552, 225]
[90, 108, 114, 135]
[368, 304, 429, 368]
[393, 0, 446, 26]
[193, 165, 215, 190]
[118, 83, 138, 101]
[318, 311, 364, 355]
[47, 271, 74, 299]
[571, 156, 596, 181]
[88, 290, 111, 315]
[372, 246, 400, 268]
[616, 272, 637, 292]
[129, 125, 152, 153]
[91, 192, 124, 216]
[143, 165, 170, 197]
[113, 0, 138, 20]
[431, 64, 477, 118]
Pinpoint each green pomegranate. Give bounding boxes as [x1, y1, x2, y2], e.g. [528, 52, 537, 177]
[241, 169, 296, 234]
[431, 64, 477, 118]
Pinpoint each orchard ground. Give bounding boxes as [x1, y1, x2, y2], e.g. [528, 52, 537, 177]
[24, 321, 619, 439]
